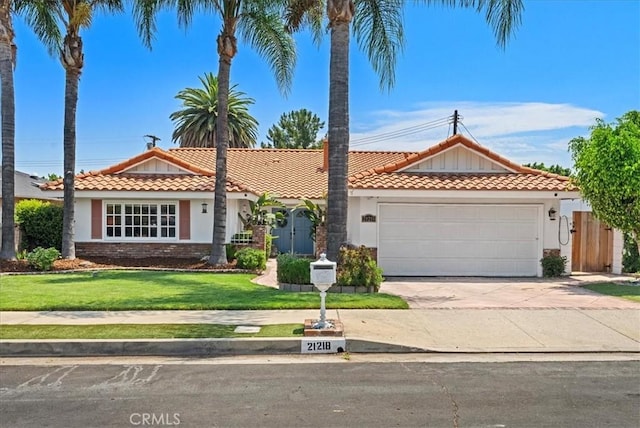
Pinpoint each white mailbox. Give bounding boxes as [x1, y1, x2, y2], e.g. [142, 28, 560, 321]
[310, 253, 336, 290]
[309, 253, 337, 329]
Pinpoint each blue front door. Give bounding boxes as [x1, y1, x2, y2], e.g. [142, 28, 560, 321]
[272, 209, 314, 255]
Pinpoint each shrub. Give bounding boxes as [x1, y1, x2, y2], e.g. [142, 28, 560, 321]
[26, 247, 60, 271]
[226, 244, 237, 261]
[15, 199, 63, 251]
[622, 233, 640, 273]
[235, 247, 266, 271]
[277, 254, 312, 284]
[265, 234, 273, 259]
[540, 254, 567, 277]
[337, 246, 383, 290]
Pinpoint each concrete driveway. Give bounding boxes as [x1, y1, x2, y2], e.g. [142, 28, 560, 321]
[379, 274, 640, 309]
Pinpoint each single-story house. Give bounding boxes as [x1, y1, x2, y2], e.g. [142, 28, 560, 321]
[41, 134, 581, 277]
[0, 171, 62, 215]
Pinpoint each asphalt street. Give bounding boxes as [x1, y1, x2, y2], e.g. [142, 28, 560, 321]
[1, 358, 639, 428]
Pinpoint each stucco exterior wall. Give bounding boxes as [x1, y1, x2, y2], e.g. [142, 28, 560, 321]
[75, 196, 244, 244]
[612, 229, 623, 274]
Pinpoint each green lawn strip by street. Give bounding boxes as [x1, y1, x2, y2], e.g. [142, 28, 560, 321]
[0, 324, 304, 339]
[582, 282, 640, 302]
[0, 271, 408, 310]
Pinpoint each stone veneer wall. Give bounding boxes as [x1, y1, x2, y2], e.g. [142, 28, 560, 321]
[76, 242, 211, 259]
[543, 248, 561, 258]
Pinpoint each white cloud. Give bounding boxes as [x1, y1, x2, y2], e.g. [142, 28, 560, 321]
[349, 101, 604, 167]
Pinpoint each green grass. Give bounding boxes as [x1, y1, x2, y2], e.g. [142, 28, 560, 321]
[583, 282, 640, 302]
[0, 324, 304, 339]
[0, 270, 408, 310]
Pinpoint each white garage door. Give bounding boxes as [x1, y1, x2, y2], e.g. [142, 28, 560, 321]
[378, 204, 541, 276]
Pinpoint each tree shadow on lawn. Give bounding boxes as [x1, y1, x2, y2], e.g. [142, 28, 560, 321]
[29, 270, 252, 287]
[4, 270, 407, 310]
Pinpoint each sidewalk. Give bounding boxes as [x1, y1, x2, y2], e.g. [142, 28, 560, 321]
[2, 307, 639, 355]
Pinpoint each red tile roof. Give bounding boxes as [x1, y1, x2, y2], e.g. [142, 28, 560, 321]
[348, 134, 574, 192]
[349, 172, 572, 191]
[167, 148, 413, 199]
[42, 173, 248, 193]
[40, 135, 575, 195]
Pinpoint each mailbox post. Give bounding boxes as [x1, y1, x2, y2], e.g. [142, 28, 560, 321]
[310, 253, 337, 329]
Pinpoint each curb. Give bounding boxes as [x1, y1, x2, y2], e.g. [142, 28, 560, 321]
[3, 338, 638, 357]
[0, 338, 416, 357]
[0, 338, 303, 357]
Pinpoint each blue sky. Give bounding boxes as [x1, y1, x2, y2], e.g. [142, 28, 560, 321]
[12, 0, 640, 176]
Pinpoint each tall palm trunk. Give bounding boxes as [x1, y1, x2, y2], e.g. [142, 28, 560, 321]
[61, 32, 83, 259]
[0, 0, 16, 260]
[326, 0, 353, 261]
[209, 23, 237, 266]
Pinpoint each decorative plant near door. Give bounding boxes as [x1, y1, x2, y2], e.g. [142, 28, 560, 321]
[238, 192, 285, 230]
[298, 198, 326, 241]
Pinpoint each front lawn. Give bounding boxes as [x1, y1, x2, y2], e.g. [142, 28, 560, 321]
[0, 324, 304, 339]
[583, 282, 640, 302]
[0, 270, 408, 310]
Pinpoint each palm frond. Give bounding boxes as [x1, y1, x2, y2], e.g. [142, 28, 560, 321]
[17, 0, 62, 55]
[285, 0, 324, 44]
[353, 0, 404, 91]
[421, 0, 523, 48]
[238, 4, 297, 96]
[170, 72, 258, 148]
[132, 0, 170, 48]
[91, 0, 125, 15]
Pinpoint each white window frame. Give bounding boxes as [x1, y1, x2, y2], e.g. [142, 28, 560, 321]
[104, 201, 179, 241]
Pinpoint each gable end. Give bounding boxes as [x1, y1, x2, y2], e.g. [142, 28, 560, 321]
[402, 144, 510, 173]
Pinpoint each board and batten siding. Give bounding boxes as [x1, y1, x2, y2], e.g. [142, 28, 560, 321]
[404, 146, 509, 173]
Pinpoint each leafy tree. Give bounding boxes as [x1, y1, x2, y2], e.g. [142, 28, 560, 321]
[261, 108, 325, 148]
[171, 72, 258, 148]
[134, 0, 296, 266]
[287, 0, 523, 260]
[1, 0, 58, 260]
[46, 173, 61, 181]
[27, 1, 124, 260]
[523, 162, 571, 177]
[569, 111, 640, 254]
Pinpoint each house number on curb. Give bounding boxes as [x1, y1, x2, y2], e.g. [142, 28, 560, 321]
[301, 338, 346, 354]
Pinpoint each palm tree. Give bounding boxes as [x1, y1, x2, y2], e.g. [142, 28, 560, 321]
[288, 0, 523, 260]
[0, 0, 18, 260]
[1, 1, 59, 260]
[134, 0, 296, 266]
[171, 72, 259, 148]
[25, 1, 124, 259]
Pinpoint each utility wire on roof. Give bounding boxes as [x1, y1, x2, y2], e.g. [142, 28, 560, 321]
[459, 121, 480, 145]
[350, 115, 452, 147]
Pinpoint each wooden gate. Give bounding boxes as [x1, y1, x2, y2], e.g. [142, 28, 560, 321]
[571, 211, 613, 272]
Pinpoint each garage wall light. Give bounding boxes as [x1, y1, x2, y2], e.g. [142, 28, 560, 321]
[201, 202, 208, 214]
[548, 207, 557, 221]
